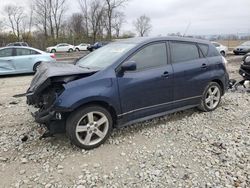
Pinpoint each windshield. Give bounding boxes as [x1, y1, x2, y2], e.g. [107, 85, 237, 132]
[242, 41, 250, 46]
[76, 43, 136, 69]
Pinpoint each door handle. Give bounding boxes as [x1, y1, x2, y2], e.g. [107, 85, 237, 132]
[201, 63, 207, 69]
[161, 71, 169, 78]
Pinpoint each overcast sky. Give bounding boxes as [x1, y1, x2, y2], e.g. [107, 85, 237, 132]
[1, 0, 250, 36]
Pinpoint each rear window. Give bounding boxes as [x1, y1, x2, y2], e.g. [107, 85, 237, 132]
[170, 41, 200, 63]
[207, 45, 220, 57]
[198, 44, 209, 57]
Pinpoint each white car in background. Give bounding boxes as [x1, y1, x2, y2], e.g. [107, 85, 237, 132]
[212, 42, 228, 57]
[74, 43, 90, 51]
[46, 43, 75, 53]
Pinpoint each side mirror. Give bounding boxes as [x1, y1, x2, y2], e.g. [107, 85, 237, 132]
[120, 61, 137, 72]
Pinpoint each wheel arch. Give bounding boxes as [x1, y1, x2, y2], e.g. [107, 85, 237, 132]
[69, 100, 118, 126]
[33, 61, 42, 72]
[211, 79, 224, 94]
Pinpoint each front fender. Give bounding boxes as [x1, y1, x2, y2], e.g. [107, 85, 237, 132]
[54, 78, 121, 114]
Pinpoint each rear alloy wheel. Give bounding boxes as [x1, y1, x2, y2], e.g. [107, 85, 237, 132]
[66, 106, 113, 149]
[68, 48, 73, 53]
[198, 82, 222, 112]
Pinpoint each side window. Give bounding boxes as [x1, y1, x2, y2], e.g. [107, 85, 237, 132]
[0, 48, 13, 57]
[208, 45, 220, 57]
[170, 41, 200, 63]
[212, 43, 220, 47]
[128, 43, 167, 71]
[30, 50, 40, 55]
[198, 44, 209, 57]
[16, 48, 32, 56]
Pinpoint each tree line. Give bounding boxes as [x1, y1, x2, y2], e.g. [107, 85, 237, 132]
[0, 0, 152, 50]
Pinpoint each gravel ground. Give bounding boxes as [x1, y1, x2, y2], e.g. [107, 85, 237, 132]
[0, 56, 249, 188]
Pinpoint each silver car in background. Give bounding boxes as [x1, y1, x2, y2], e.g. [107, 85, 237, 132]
[0, 46, 56, 75]
[212, 42, 228, 57]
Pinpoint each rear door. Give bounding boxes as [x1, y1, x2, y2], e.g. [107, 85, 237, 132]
[12, 48, 38, 73]
[117, 42, 174, 122]
[56, 44, 66, 52]
[169, 41, 210, 108]
[0, 48, 15, 75]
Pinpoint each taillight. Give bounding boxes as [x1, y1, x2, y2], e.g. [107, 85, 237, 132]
[222, 56, 228, 71]
[50, 53, 56, 59]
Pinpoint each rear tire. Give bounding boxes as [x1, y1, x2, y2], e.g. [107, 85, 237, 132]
[220, 51, 226, 57]
[51, 49, 56, 53]
[33, 62, 41, 72]
[76, 48, 80, 52]
[68, 48, 73, 53]
[198, 82, 222, 112]
[66, 105, 113, 150]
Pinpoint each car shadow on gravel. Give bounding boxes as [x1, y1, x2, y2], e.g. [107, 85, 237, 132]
[0, 73, 34, 78]
[37, 108, 199, 150]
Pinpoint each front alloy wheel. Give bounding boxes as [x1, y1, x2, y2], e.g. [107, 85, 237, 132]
[198, 82, 222, 112]
[66, 106, 113, 149]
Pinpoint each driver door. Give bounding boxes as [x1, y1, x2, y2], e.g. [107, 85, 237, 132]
[117, 42, 174, 122]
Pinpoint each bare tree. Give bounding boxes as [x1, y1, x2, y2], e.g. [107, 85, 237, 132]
[33, 0, 67, 39]
[68, 13, 84, 35]
[28, 2, 35, 33]
[50, 0, 67, 39]
[78, 0, 89, 37]
[133, 15, 152, 37]
[112, 11, 125, 38]
[4, 5, 25, 40]
[88, 0, 105, 43]
[33, 0, 50, 38]
[104, 0, 128, 40]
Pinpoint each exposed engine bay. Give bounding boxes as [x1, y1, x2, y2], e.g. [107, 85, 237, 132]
[25, 62, 98, 134]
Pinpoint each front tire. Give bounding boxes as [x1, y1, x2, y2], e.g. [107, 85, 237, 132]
[66, 105, 113, 150]
[198, 82, 222, 112]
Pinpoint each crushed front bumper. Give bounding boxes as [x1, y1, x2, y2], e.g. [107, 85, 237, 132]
[28, 104, 67, 134]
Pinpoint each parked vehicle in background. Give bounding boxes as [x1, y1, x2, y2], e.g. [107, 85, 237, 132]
[26, 37, 229, 149]
[7, 42, 29, 47]
[212, 42, 228, 56]
[74, 43, 90, 51]
[46, 43, 75, 53]
[87, 41, 109, 52]
[233, 41, 250, 55]
[0, 46, 56, 75]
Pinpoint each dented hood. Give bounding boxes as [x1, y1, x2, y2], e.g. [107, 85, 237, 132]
[28, 62, 98, 93]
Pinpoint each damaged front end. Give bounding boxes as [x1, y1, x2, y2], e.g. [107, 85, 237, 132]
[26, 62, 98, 134]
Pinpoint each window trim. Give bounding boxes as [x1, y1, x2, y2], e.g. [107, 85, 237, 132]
[13, 48, 37, 56]
[197, 43, 209, 58]
[116, 41, 169, 73]
[169, 41, 202, 64]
